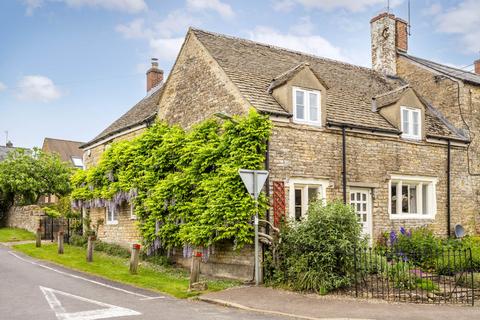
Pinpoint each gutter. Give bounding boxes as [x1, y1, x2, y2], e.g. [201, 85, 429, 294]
[326, 122, 350, 203]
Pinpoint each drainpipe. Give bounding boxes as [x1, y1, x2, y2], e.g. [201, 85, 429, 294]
[342, 126, 347, 204]
[447, 139, 451, 237]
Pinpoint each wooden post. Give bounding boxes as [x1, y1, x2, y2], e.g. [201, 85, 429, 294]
[129, 244, 141, 274]
[86, 235, 94, 262]
[36, 228, 42, 248]
[58, 231, 64, 254]
[189, 250, 202, 288]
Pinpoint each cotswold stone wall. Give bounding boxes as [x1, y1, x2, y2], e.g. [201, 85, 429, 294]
[89, 202, 140, 247]
[172, 241, 255, 281]
[397, 56, 480, 232]
[158, 32, 249, 127]
[5, 205, 44, 233]
[268, 121, 478, 241]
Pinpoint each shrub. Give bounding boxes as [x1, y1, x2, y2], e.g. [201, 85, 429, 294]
[68, 234, 130, 259]
[265, 201, 362, 294]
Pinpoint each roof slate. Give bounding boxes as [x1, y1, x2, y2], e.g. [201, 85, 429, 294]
[83, 85, 163, 148]
[42, 138, 84, 165]
[192, 28, 466, 141]
[399, 52, 480, 86]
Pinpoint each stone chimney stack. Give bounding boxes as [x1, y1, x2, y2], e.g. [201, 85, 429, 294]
[146, 58, 163, 92]
[475, 59, 480, 75]
[371, 12, 409, 76]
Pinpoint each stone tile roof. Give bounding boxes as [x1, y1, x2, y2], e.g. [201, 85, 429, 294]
[399, 52, 480, 86]
[42, 138, 84, 165]
[373, 85, 410, 109]
[192, 28, 467, 141]
[0, 145, 31, 162]
[82, 85, 163, 148]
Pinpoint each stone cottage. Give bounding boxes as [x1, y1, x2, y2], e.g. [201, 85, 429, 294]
[80, 60, 164, 245]
[82, 12, 480, 279]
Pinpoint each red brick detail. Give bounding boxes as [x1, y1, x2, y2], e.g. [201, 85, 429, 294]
[475, 59, 480, 75]
[395, 18, 408, 52]
[273, 181, 286, 227]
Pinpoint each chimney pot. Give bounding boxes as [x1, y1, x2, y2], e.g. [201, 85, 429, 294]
[146, 58, 163, 92]
[6, 140, 13, 148]
[475, 59, 480, 75]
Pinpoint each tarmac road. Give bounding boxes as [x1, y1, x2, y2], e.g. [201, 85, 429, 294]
[0, 244, 288, 320]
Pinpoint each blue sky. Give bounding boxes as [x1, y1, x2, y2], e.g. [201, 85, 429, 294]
[1, 0, 479, 148]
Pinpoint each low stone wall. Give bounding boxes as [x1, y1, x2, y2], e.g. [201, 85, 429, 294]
[5, 205, 44, 233]
[171, 240, 256, 281]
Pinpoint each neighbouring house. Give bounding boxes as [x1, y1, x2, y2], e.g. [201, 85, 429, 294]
[0, 140, 30, 162]
[40, 137, 85, 205]
[80, 59, 164, 245]
[82, 12, 480, 280]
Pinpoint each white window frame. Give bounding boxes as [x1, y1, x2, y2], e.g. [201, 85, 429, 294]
[293, 87, 321, 125]
[288, 178, 328, 220]
[105, 206, 118, 225]
[71, 157, 84, 169]
[400, 106, 421, 140]
[388, 175, 437, 220]
[130, 202, 137, 220]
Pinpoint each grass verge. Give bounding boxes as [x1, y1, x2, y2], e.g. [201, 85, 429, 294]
[13, 243, 239, 298]
[0, 227, 36, 242]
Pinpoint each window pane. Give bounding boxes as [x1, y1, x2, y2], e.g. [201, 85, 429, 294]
[412, 111, 419, 136]
[402, 109, 410, 134]
[308, 187, 318, 203]
[309, 93, 318, 122]
[295, 189, 302, 221]
[422, 184, 428, 214]
[391, 184, 397, 214]
[402, 185, 409, 213]
[409, 186, 417, 213]
[295, 90, 305, 119]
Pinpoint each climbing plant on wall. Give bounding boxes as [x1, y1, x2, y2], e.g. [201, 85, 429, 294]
[71, 109, 272, 250]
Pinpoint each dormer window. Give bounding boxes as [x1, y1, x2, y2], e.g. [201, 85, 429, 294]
[401, 106, 421, 140]
[293, 87, 320, 125]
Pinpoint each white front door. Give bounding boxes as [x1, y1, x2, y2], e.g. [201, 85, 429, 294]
[349, 188, 372, 240]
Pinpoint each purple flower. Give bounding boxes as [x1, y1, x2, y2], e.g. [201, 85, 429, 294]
[400, 227, 406, 235]
[389, 230, 397, 246]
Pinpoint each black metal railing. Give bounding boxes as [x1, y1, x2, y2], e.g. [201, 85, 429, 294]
[349, 246, 476, 305]
[40, 216, 82, 243]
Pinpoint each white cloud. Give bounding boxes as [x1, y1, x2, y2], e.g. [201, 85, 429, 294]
[186, 0, 234, 18]
[248, 26, 346, 62]
[433, 0, 480, 53]
[154, 10, 201, 37]
[22, 0, 43, 16]
[22, 0, 146, 15]
[273, 0, 403, 12]
[149, 37, 185, 63]
[115, 19, 151, 39]
[16, 75, 62, 103]
[0, 82, 6, 92]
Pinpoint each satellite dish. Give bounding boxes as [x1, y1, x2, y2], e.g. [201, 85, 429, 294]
[454, 224, 466, 239]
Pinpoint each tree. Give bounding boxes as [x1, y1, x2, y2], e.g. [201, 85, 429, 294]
[0, 148, 72, 219]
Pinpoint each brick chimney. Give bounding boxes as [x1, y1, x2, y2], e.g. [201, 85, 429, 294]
[475, 59, 480, 75]
[371, 12, 409, 76]
[146, 58, 163, 92]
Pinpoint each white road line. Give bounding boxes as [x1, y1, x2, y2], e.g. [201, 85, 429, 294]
[8, 251, 164, 300]
[40, 286, 141, 320]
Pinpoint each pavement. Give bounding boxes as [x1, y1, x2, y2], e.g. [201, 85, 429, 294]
[199, 286, 480, 320]
[0, 244, 290, 320]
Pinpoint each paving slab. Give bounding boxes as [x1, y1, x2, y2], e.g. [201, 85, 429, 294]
[200, 285, 480, 320]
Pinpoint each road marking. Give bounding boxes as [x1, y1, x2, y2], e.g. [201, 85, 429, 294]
[40, 286, 141, 320]
[8, 251, 164, 300]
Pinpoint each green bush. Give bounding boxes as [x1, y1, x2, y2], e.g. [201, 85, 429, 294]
[94, 241, 131, 259]
[68, 234, 130, 259]
[265, 201, 362, 294]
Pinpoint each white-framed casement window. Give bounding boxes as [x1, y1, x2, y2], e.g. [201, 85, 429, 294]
[388, 175, 437, 219]
[293, 87, 321, 125]
[106, 206, 118, 225]
[130, 202, 136, 220]
[401, 107, 421, 140]
[288, 178, 328, 221]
